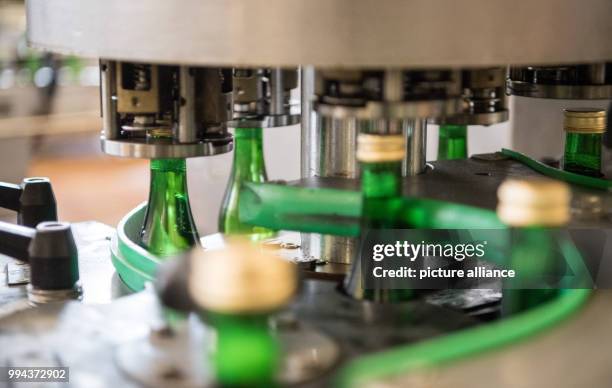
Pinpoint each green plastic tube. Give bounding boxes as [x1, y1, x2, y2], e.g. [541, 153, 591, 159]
[501, 148, 612, 191]
[238, 182, 505, 235]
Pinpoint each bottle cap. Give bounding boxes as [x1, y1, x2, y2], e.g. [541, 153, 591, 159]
[497, 178, 570, 227]
[189, 239, 297, 314]
[356, 134, 405, 162]
[563, 108, 606, 134]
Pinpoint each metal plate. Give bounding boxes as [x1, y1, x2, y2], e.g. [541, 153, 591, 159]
[316, 99, 461, 120]
[114, 316, 211, 388]
[228, 114, 301, 129]
[435, 110, 510, 126]
[507, 80, 612, 100]
[5, 262, 29, 286]
[101, 137, 233, 159]
[26, 0, 612, 68]
[201, 232, 350, 280]
[0, 281, 481, 388]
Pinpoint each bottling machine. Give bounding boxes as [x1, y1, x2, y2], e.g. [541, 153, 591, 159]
[1, 0, 612, 387]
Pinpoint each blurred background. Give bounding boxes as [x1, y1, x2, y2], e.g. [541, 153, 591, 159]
[0, 0, 146, 225]
[1, 0, 608, 235]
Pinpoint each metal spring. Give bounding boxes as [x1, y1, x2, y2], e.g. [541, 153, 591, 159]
[133, 64, 151, 91]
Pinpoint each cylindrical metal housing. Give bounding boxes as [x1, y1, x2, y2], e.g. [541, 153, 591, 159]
[100, 60, 119, 141]
[402, 119, 428, 176]
[178, 66, 198, 143]
[26, 0, 612, 68]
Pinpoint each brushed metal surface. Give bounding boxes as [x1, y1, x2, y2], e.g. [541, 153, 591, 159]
[402, 119, 428, 176]
[26, 0, 612, 67]
[100, 137, 233, 159]
[227, 114, 300, 129]
[372, 291, 612, 388]
[0, 280, 479, 388]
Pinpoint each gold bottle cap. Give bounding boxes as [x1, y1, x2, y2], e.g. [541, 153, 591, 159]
[189, 240, 297, 314]
[563, 108, 606, 134]
[356, 134, 405, 163]
[497, 177, 571, 227]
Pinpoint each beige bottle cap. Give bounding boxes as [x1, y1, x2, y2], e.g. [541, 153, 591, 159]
[563, 108, 606, 134]
[356, 134, 406, 162]
[189, 240, 297, 314]
[497, 177, 571, 227]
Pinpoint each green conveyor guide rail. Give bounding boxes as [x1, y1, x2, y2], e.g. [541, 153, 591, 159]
[110, 202, 159, 291]
[110, 157, 593, 386]
[337, 287, 591, 387]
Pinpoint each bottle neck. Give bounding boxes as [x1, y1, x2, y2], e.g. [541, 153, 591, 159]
[563, 131, 602, 177]
[510, 227, 565, 285]
[504, 226, 562, 314]
[510, 226, 556, 259]
[210, 312, 278, 388]
[141, 158, 198, 257]
[231, 127, 267, 182]
[360, 161, 403, 199]
[359, 160, 403, 229]
[438, 124, 467, 160]
[218, 128, 273, 238]
[150, 158, 186, 173]
[148, 158, 188, 199]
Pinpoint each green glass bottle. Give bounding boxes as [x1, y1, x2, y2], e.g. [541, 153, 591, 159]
[497, 178, 570, 315]
[562, 108, 606, 177]
[219, 127, 273, 240]
[437, 124, 468, 160]
[189, 242, 297, 387]
[140, 158, 199, 257]
[345, 134, 415, 302]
